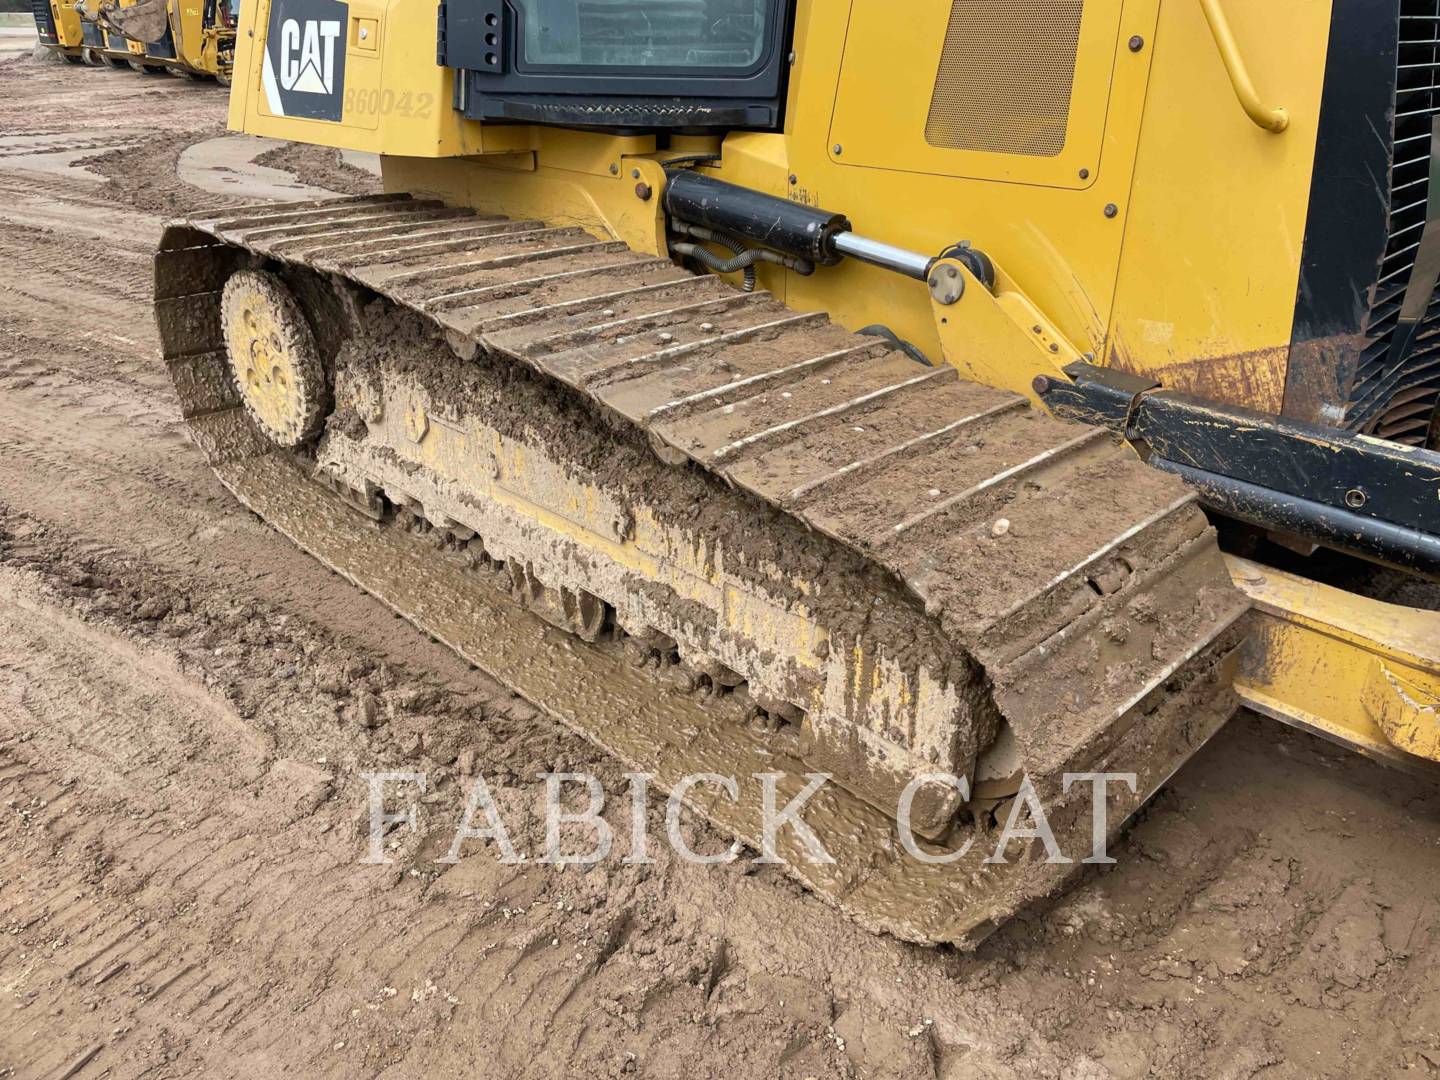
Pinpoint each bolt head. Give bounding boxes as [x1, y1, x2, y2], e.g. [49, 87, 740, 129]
[928, 272, 964, 306]
[1129, 35, 1145, 51]
[832, 143, 843, 156]
[1104, 203, 1119, 218]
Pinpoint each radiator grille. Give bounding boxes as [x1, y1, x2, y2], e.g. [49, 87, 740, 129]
[924, 0, 1084, 157]
[1349, 1, 1440, 446]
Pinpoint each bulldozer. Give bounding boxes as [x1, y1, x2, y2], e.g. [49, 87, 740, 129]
[33, 0, 237, 79]
[152, 0, 1440, 945]
[30, 0, 85, 62]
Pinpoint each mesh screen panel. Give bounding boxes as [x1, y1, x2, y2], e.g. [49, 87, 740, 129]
[924, 0, 1085, 157]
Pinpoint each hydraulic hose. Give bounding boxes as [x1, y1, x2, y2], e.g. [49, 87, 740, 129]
[672, 237, 759, 292]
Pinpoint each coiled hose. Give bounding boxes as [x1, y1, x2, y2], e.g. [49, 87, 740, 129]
[670, 239, 761, 292]
[669, 220, 816, 293]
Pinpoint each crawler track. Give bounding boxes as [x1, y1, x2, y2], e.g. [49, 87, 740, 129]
[154, 193, 1249, 943]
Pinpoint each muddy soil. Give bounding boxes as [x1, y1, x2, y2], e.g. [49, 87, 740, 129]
[1, 52, 1440, 1080]
[252, 140, 381, 198]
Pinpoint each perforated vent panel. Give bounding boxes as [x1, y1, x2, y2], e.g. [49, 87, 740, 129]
[924, 0, 1085, 158]
[1343, 0, 1440, 446]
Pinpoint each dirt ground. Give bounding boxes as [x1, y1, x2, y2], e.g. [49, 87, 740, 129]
[2, 49, 1440, 1080]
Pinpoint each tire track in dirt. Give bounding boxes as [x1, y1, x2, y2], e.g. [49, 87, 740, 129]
[0, 172, 167, 246]
[0, 518, 950, 1078]
[0, 223, 152, 301]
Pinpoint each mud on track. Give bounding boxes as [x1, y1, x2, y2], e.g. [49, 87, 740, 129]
[2, 50, 1440, 1079]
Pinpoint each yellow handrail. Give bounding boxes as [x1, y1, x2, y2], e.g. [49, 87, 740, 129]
[1199, 0, 1289, 134]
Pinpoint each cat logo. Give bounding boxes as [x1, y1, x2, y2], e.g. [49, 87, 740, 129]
[261, 0, 349, 122]
[279, 19, 341, 94]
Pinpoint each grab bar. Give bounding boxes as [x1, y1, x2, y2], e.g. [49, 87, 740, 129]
[1199, 0, 1289, 134]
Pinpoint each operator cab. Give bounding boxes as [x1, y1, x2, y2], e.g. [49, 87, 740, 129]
[439, 0, 793, 129]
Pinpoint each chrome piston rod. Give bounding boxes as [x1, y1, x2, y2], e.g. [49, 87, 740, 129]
[831, 232, 934, 281]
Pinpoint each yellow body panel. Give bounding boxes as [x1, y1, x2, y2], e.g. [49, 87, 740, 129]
[230, 0, 471, 154]
[1107, 0, 1331, 413]
[384, 135, 671, 258]
[47, 0, 85, 50]
[826, 0, 1126, 190]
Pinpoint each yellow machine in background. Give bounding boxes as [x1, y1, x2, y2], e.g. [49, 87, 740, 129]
[152, 0, 1440, 941]
[33, 0, 236, 79]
